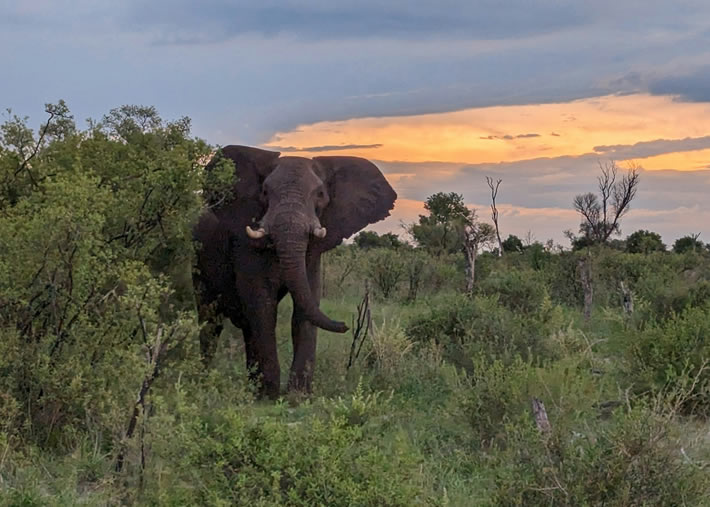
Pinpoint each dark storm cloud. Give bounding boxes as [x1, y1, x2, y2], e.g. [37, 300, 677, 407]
[648, 66, 710, 102]
[122, 0, 589, 43]
[593, 136, 710, 159]
[2, 1, 710, 145]
[266, 143, 383, 152]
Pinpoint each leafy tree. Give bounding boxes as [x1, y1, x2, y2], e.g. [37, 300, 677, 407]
[502, 234, 524, 253]
[407, 192, 471, 255]
[573, 161, 640, 245]
[673, 234, 704, 254]
[0, 102, 234, 450]
[626, 230, 666, 254]
[354, 230, 403, 249]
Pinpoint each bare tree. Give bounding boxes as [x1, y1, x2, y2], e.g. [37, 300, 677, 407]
[573, 161, 640, 244]
[463, 210, 496, 292]
[486, 176, 504, 256]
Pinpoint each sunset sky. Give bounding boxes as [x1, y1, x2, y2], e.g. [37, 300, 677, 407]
[3, 1, 710, 245]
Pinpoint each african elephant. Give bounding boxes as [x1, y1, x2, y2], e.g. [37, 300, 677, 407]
[193, 145, 397, 398]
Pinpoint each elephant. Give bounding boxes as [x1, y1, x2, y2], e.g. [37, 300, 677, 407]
[193, 145, 397, 398]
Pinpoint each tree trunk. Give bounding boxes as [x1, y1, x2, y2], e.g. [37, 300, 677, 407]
[464, 246, 476, 293]
[578, 255, 593, 321]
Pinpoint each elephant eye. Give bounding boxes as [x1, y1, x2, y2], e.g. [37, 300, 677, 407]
[317, 190, 325, 198]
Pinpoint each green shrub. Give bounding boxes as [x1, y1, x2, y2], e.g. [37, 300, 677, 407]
[364, 248, 406, 299]
[476, 268, 549, 314]
[624, 304, 710, 414]
[406, 293, 563, 368]
[145, 384, 425, 506]
[0, 104, 228, 449]
[492, 403, 707, 506]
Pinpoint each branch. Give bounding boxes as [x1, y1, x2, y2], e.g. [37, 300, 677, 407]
[605, 165, 639, 242]
[13, 107, 57, 185]
[347, 283, 372, 370]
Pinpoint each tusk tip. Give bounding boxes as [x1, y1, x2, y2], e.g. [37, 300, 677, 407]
[313, 227, 327, 239]
[246, 225, 266, 239]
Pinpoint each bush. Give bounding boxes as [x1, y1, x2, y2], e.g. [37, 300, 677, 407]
[475, 268, 549, 314]
[624, 304, 710, 414]
[145, 384, 424, 506]
[0, 104, 230, 449]
[406, 293, 563, 368]
[492, 403, 707, 506]
[364, 248, 406, 299]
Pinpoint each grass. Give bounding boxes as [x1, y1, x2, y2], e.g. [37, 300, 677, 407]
[4, 254, 710, 505]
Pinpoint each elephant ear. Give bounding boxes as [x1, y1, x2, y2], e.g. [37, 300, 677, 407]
[314, 156, 397, 251]
[205, 145, 281, 206]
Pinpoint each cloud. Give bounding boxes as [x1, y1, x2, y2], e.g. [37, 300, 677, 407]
[368, 198, 710, 247]
[592, 136, 710, 159]
[648, 66, 710, 102]
[377, 153, 710, 213]
[480, 133, 541, 140]
[4, 1, 710, 146]
[121, 0, 592, 43]
[265, 143, 383, 152]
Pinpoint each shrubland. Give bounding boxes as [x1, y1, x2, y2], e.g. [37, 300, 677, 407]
[1, 104, 710, 505]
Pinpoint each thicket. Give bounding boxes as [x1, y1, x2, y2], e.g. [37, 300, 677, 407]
[2, 104, 710, 505]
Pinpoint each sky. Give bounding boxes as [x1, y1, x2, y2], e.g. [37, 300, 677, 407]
[2, 0, 710, 246]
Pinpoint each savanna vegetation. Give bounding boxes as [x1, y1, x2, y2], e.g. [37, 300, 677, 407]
[2, 103, 710, 505]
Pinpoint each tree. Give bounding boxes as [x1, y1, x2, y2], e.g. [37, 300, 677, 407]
[354, 230, 403, 249]
[673, 233, 704, 254]
[486, 176, 504, 256]
[502, 234, 524, 253]
[463, 211, 496, 292]
[0, 102, 232, 451]
[407, 192, 471, 255]
[625, 230, 666, 254]
[573, 161, 640, 245]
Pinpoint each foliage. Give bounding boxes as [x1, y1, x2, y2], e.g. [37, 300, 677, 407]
[624, 303, 710, 415]
[492, 402, 706, 506]
[143, 383, 423, 506]
[501, 234, 524, 253]
[674, 234, 705, 254]
[354, 230, 404, 249]
[406, 292, 563, 368]
[0, 103, 233, 448]
[365, 248, 406, 299]
[407, 192, 471, 255]
[626, 229, 666, 254]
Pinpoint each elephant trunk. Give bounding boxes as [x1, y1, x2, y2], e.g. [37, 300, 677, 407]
[273, 223, 348, 334]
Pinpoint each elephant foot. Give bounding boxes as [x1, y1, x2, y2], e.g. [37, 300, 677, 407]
[287, 373, 313, 395]
[249, 369, 281, 400]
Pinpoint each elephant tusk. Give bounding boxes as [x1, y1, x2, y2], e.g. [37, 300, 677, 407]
[313, 226, 327, 239]
[246, 225, 267, 239]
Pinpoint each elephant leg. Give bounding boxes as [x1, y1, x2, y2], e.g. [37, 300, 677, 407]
[288, 309, 317, 393]
[288, 257, 321, 393]
[239, 325, 259, 383]
[242, 293, 281, 399]
[197, 300, 223, 365]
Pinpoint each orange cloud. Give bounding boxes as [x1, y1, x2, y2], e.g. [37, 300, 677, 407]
[265, 93, 710, 167]
[626, 148, 710, 171]
[266, 92, 710, 244]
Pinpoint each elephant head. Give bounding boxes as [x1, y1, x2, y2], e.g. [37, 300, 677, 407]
[208, 145, 397, 334]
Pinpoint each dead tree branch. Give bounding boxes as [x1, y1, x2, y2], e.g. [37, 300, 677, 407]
[115, 325, 171, 472]
[486, 176, 503, 256]
[573, 161, 640, 244]
[347, 283, 372, 370]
